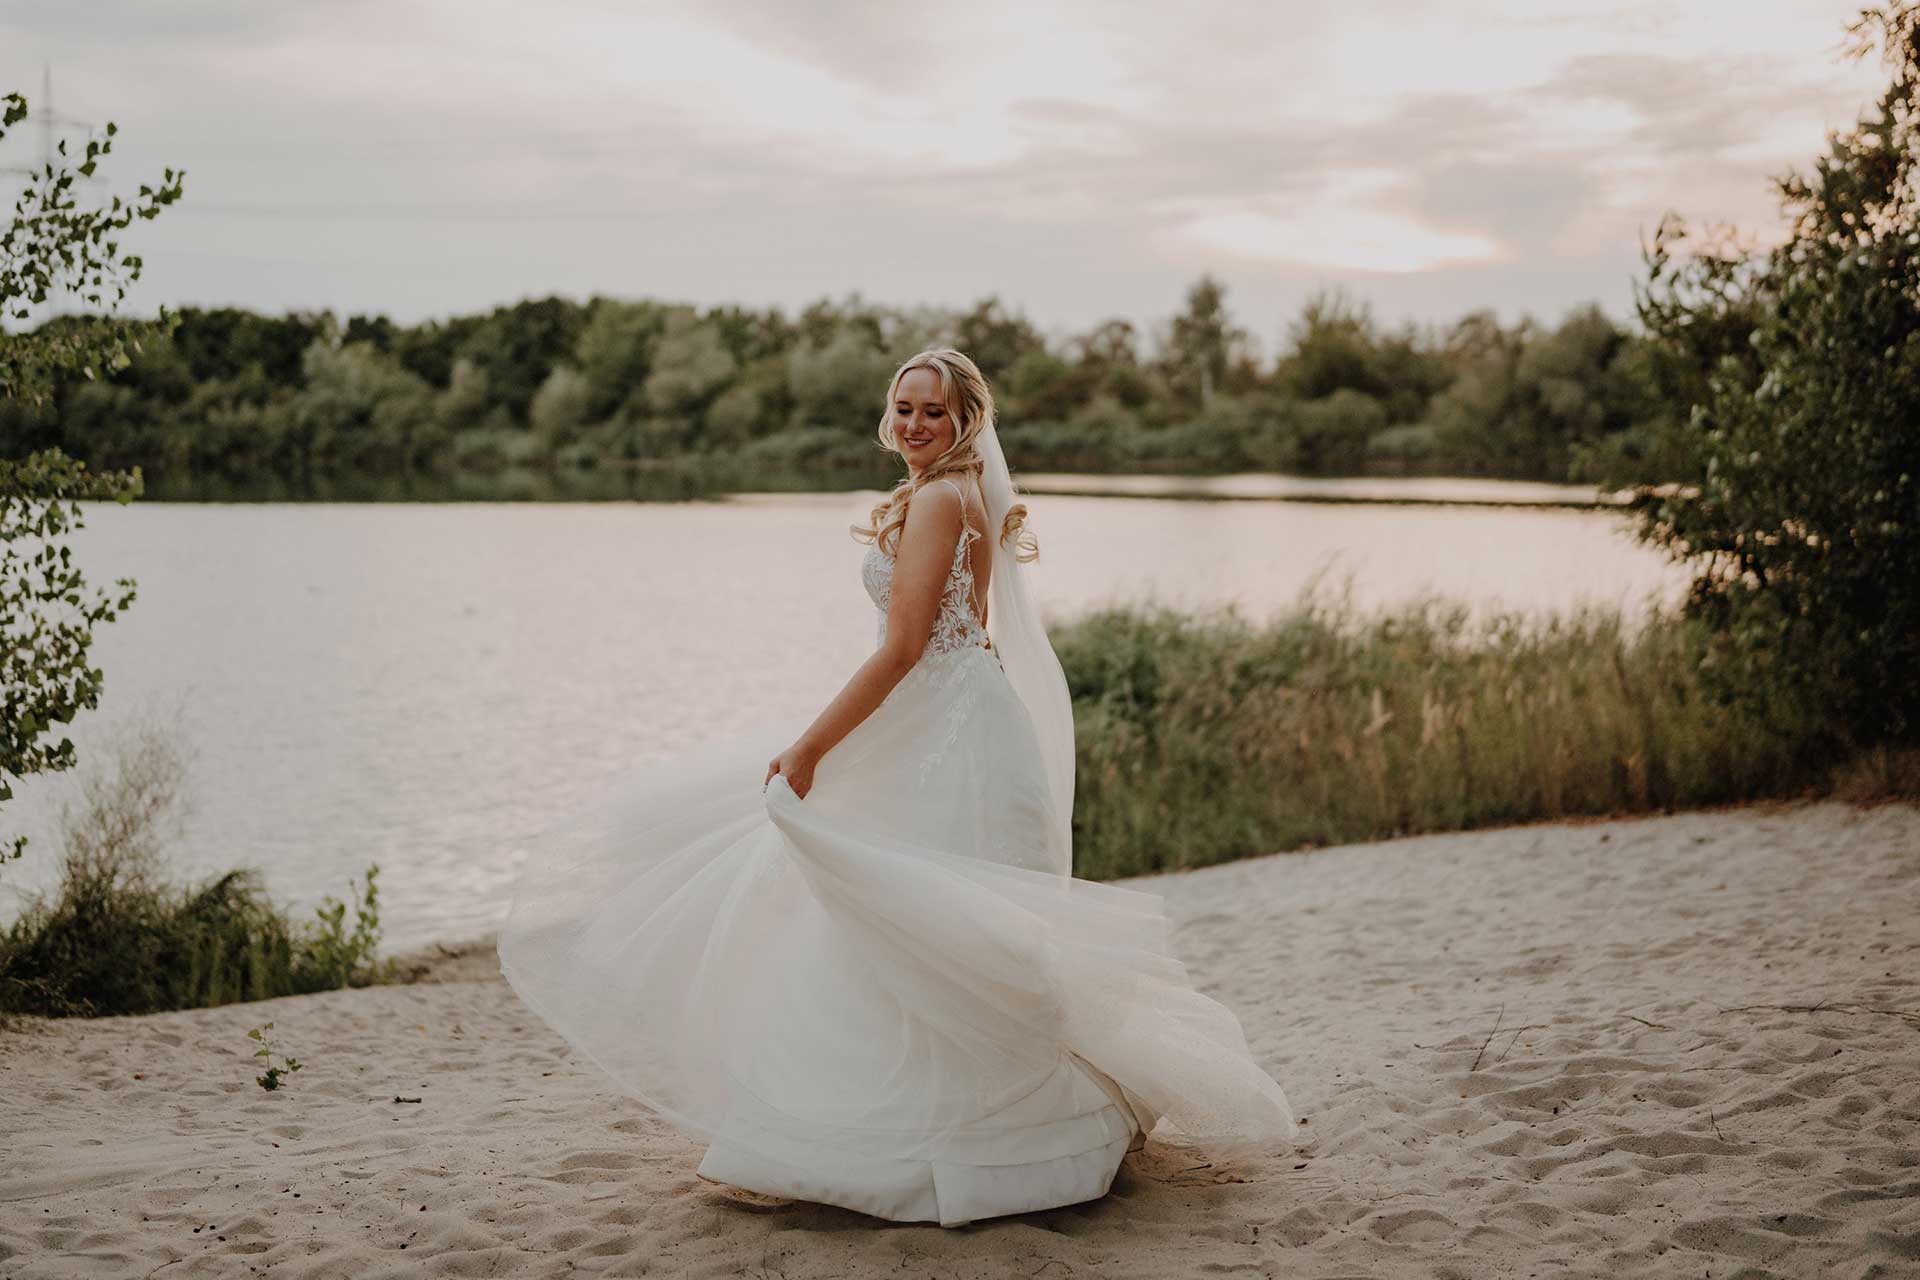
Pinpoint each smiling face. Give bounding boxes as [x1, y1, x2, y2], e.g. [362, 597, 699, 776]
[891, 366, 958, 475]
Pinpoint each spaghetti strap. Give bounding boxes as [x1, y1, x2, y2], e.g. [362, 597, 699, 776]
[934, 476, 976, 543]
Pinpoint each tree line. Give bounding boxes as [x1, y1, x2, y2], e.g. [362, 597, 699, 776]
[0, 281, 1673, 490]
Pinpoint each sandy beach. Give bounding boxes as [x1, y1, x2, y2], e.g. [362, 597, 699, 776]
[2, 796, 1914, 1278]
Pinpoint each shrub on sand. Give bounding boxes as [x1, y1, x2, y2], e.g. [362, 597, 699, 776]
[0, 718, 398, 1020]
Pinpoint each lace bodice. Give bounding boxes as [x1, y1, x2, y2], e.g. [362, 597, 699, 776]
[861, 479, 996, 665]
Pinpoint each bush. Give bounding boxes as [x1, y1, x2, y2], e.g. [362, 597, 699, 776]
[1367, 422, 1439, 471]
[1289, 389, 1388, 474]
[0, 718, 398, 1018]
[703, 383, 764, 447]
[1611, 6, 1920, 750]
[290, 340, 436, 469]
[448, 423, 544, 470]
[997, 420, 1109, 471]
[735, 426, 888, 472]
[529, 364, 592, 449]
[1112, 419, 1254, 472]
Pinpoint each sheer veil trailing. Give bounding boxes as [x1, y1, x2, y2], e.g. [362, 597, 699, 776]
[975, 417, 1076, 877]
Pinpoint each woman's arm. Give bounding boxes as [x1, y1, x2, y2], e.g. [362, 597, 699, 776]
[765, 482, 966, 797]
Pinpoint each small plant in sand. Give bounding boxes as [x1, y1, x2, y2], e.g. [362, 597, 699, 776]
[297, 862, 397, 991]
[247, 1020, 302, 1091]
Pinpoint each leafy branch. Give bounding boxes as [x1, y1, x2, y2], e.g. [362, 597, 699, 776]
[0, 91, 186, 406]
[1, 87, 177, 867]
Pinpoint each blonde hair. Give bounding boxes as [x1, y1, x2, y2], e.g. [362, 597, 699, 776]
[850, 348, 1039, 563]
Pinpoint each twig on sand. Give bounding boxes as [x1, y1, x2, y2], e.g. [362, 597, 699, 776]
[1494, 1023, 1547, 1066]
[1708, 1108, 1727, 1142]
[1625, 1014, 1671, 1029]
[1715, 1001, 1920, 1027]
[1471, 1005, 1506, 1072]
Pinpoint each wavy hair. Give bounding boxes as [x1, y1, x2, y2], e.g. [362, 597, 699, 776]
[850, 348, 1039, 563]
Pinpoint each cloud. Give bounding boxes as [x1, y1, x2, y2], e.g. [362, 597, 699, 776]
[0, 0, 1891, 338]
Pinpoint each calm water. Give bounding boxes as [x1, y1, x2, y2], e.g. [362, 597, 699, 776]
[0, 487, 1686, 951]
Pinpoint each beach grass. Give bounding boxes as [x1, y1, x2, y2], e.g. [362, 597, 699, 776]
[0, 720, 396, 1020]
[1055, 587, 1852, 880]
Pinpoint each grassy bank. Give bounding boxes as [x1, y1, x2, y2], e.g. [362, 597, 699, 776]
[1054, 591, 1857, 880]
[0, 721, 397, 1021]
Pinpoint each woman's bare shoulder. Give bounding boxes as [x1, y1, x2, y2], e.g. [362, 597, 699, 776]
[906, 478, 966, 527]
[927, 475, 985, 534]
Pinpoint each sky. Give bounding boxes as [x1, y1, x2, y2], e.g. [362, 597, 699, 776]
[0, 0, 1894, 357]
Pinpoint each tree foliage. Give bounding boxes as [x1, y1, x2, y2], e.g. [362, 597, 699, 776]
[0, 92, 184, 406]
[1609, 3, 1920, 747]
[0, 450, 140, 866]
[1161, 273, 1249, 410]
[1, 90, 169, 867]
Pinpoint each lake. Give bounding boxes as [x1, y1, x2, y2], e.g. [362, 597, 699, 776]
[0, 483, 1688, 951]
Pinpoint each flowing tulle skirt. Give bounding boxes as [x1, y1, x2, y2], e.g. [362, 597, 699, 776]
[497, 646, 1295, 1226]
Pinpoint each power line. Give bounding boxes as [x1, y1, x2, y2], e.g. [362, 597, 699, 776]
[172, 201, 678, 222]
[2, 64, 103, 320]
[0, 63, 97, 179]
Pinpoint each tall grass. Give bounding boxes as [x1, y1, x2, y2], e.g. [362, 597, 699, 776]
[1054, 587, 1833, 880]
[0, 718, 397, 1020]
[2, 592, 1870, 1017]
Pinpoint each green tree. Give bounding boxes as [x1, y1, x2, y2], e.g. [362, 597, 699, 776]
[167, 307, 323, 387]
[0, 452, 139, 867]
[643, 307, 737, 418]
[1275, 289, 1386, 403]
[1291, 389, 1389, 474]
[390, 312, 482, 388]
[1429, 305, 1640, 479]
[953, 296, 1045, 384]
[786, 326, 894, 431]
[530, 364, 591, 449]
[1422, 311, 1525, 475]
[1161, 274, 1247, 411]
[1, 93, 184, 405]
[1003, 346, 1091, 423]
[2, 91, 175, 866]
[288, 339, 435, 467]
[702, 383, 763, 448]
[1615, 3, 1920, 748]
[1075, 319, 1141, 370]
[453, 296, 587, 423]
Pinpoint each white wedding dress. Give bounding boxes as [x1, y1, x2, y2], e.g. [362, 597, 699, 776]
[497, 478, 1295, 1226]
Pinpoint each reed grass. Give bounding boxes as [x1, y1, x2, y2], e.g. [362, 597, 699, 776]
[1054, 587, 1835, 880]
[0, 719, 397, 1020]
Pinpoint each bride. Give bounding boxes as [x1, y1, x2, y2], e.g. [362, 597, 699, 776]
[497, 348, 1295, 1226]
